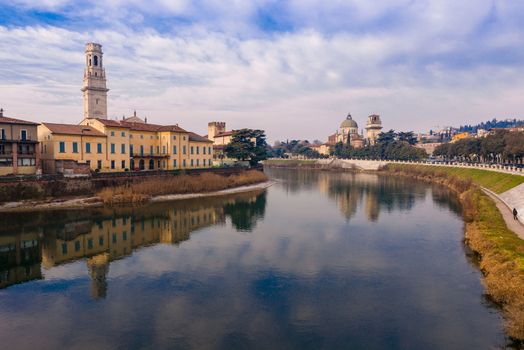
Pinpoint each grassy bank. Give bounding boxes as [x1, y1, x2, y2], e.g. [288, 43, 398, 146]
[384, 164, 524, 342]
[97, 170, 268, 205]
[385, 164, 524, 194]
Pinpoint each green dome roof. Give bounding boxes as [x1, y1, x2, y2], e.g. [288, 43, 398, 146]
[340, 114, 358, 128]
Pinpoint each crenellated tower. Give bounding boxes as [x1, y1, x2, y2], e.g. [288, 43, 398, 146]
[81, 43, 109, 119]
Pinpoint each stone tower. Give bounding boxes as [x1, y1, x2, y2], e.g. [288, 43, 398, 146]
[81, 43, 109, 119]
[208, 122, 226, 140]
[365, 114, 383, 145]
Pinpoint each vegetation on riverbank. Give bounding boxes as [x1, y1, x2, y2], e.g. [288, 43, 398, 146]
[263, 159, 318, 167]
[97, 170, 268, 205]
[385, 163, 524, 193]
[383, 164, 524, 342]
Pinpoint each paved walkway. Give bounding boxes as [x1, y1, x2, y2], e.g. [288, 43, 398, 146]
[483, 189, 524, 240]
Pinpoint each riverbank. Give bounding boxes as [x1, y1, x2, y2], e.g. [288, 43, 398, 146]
[0, 171, 272, 212]
[382, 164, 524, 343]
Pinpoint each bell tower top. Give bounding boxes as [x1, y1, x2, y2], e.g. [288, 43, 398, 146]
[82, 42, 109, 119]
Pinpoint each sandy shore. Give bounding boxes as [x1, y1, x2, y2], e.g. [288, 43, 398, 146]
[0, 181, 275, 213]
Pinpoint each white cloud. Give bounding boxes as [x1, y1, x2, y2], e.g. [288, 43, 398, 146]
[0, 1, 523, 141]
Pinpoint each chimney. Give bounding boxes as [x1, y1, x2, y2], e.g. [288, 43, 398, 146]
[0, 108, 3, 117]
[144, 117, 147, 123]
[134, 110, 137, 117]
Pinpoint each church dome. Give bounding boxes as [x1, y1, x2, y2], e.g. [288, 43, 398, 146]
[340, 113, 358, 129]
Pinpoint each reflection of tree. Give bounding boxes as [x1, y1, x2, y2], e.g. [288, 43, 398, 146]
[223, 192, 267, 232]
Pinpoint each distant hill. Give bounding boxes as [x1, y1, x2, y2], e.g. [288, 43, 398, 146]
[458, 118, 524, 132]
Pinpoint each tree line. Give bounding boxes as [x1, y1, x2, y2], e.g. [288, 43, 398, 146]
[333, 130, 427, 161]
[433, 129, 524, 164]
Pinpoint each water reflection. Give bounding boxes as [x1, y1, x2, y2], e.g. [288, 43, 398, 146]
[0, 190, 267, 295]
[270, 168, 437, 222]
[0, 169, 507, 350]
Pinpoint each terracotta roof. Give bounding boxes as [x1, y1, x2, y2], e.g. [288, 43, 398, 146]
[89, 118, 130, 128]
[188, 132, 213, 143]
[215, 131, 235, 137]
[120, 121, 164, 132]
[157, 125, 188, 133]
[42, 123, 106, 137]
[0, 116, 39, 126]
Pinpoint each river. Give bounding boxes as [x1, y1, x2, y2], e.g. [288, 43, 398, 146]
[0, 168, 507, 349]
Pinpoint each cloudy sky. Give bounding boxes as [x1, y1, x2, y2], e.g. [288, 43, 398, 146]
[0, 1, 523, 142]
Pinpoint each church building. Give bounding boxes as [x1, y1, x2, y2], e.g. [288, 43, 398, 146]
[38, 43, 213, 174]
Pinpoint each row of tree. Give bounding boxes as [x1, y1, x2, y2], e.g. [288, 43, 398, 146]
[433, 129, 524, 163]
[333, 130, 427, 161]
[458, 118, 524, 133]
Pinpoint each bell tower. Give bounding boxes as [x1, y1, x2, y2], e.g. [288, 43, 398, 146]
[81, 43, 109, 119]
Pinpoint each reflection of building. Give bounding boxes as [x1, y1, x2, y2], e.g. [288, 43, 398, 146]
[0, 231, 42, 288]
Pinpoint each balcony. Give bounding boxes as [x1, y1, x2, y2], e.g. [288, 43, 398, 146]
[131, 152, 170, 158]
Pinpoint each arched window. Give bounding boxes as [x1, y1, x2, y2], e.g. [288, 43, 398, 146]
[94, 55, 98, 66]
[149, 159, 154, 170]
[139, 159, 145, 170]
[89, 58, 92, 66]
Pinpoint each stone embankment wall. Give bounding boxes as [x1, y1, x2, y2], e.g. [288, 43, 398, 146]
[0, 167, 259, 203]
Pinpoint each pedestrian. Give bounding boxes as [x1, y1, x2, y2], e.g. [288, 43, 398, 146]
[513, 208, 518, 220]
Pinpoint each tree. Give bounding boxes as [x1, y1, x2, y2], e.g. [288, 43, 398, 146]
[397, 131, 417, 145]
[225, 129, 268, 166]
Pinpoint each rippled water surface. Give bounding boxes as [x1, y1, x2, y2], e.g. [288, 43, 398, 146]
[0, 169, 507, 349]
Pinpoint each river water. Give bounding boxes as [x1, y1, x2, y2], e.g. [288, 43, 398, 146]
[0, 168, 507, 349]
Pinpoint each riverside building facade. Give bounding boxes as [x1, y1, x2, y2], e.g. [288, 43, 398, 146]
[37, 43, 213, 174]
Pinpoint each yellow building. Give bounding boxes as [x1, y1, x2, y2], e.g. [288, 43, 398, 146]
[0, 109, 39, 176]
[451, 132, 470, 143]
[38, 122, 108, 174]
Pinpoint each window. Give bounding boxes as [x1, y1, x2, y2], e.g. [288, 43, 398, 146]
[196, 146, 200, 155]
[158, 160, 161, 168]
[97, 143, 102, 154]
[59, 141, 65, 153]
[121, 144, 126, 154]
[111, 160, 115, 169]
[72, 142, 78, 153]
[190, 146, 194, 155]
[96, 98, 99, 104]
[99, 236, 104, 246]
[140, 135, 144, 139]
[75, 240, 80, 252]
[183, 146, 186, 155]
[61, 243, 67, 254]
[123, 231, 127, 241]
[183, 136, 186, 140]
[173, 135, 176, 140]
[20, 129, 27, 141]
[121, 131, 125, 137]
[209, 147, 212, 154]
[203, 147, 206, 155]
[150, 146, 153, 155]
[111, 131, 115, 136]
[140, 145, 144, 155]
[156, 146, 159, 154]
[121, 160, 125, 169]
[191, 159, 194, 167]
[130, 145, 134, 154]
[17, 158, 36, 166]
[130, 134, 133, 139]
[86, 143, 91, 153]
[87, 239, 93, 249]
[112, 233, 117, 243]
[162, 146, 166, 154]
[110, 143, 115, 154]
[94, 55, 98, 66]
[173, 159, 177, 167]
[196, 159, 200, 167]
[183, 159, 186, 167]
[0, 129, 4, 140]
[173, 145, 177, 154]
[97, 160, 102, 169]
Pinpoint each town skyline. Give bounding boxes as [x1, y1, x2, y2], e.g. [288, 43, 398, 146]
[1, 1, 523, 142]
